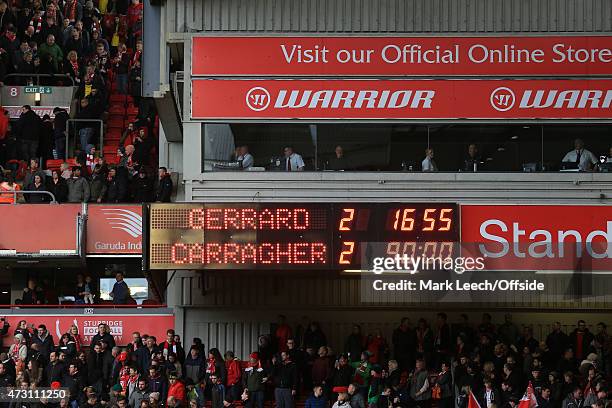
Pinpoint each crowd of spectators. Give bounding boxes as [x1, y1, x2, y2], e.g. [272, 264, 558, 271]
[15, 157, 172, 203]
[0, 312, 609, 408]
[0, 0, 171, 204]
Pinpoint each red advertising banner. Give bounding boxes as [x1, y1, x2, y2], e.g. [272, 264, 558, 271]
[4, 106, 70, 119]
[87, 205, 143, 255]
[192, 36, 612, 77]
[0, 204, 81, 255]
[1, 312, 175, 347]
[461, 205, 612, 271]
[191, 79, 612, 120]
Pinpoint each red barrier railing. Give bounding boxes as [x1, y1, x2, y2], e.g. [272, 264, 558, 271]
[0, 304, 167, 309]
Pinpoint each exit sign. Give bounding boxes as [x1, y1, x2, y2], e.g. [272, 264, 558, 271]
[24, 86, 52, 94]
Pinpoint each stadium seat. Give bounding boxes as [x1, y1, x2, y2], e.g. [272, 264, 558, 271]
[110, 94, 127, 103]
[108, 117, 124, 129]
[46, 159, 63, 171]
[142, 299, 160, 305]
[108, 104, 125, 114]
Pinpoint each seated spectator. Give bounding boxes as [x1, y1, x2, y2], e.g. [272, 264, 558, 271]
[422, 148, 438, 172]
[562, 138, 598, 171]
[47, 169, 68, 202]
[462, 143, 484, 172]
[237, 145, 254, 170]
[328, 145, 349, 171]
[22, 278, 44, 305]
[67, 166, 90, 202]
[75, 273, 94, 304]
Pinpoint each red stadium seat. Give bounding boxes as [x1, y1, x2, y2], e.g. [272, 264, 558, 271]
[46, 159, 63, 171]
[105, 156, 120, 165]
[108, 117, 124, 129]
[142, 299, 160, 305]
[110, 94, 127, 103]
[108, 104, 125, 114]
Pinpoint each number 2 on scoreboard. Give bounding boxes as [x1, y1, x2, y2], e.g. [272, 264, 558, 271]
[339, 241, 355, 264]
[338, 208, 355, 231]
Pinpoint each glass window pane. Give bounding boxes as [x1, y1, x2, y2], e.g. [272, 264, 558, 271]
[544, 124, 611, 172]
[99, 278, 148, 304]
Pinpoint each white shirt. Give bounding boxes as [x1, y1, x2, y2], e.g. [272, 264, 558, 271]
[422, 156, 438, 172]
[238, 153, 254, 169]
[485, 389, 494, 408]
[562, 149, 598, 171]
[285, 153, 305, 171]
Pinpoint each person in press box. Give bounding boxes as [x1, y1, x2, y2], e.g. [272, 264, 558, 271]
[562, 138, 598, 171]
[283, 146, 305, 171]
[236, 145, 254, 170]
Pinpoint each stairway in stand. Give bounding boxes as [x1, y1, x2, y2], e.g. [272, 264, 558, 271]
[105, 78, 139, 166]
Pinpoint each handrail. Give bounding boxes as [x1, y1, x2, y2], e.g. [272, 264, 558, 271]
[66, 118, 105, 158]
[0, 190, 57, 204]
[3, 73, 75, 87]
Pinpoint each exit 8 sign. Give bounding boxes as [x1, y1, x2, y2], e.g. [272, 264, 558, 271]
[24, 86, 52, 94]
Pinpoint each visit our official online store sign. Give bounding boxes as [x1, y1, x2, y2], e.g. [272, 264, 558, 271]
[192, 36, 612, 76]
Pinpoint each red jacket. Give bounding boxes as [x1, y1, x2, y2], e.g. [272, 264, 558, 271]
[127, 3, 143, 26]
[167, 380, 185, 405]
[226, 358, 241, 386]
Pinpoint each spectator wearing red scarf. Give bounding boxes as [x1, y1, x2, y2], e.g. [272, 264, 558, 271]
[159, 329, 185, 364]
[205, 348, 227, 386]
[63, 0, 83, 24]
[243, 353, 267, 408]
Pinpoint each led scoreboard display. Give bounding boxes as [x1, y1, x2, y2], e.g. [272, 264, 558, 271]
[148, 203, 459, 270]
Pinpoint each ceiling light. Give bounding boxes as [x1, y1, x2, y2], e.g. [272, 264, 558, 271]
[511, 135, 519, 140]
[486, 157, 494, 161]
[497, 147, 506, 152]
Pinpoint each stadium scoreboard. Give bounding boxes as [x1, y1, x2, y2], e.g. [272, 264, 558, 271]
[147, 203, 459, 270]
